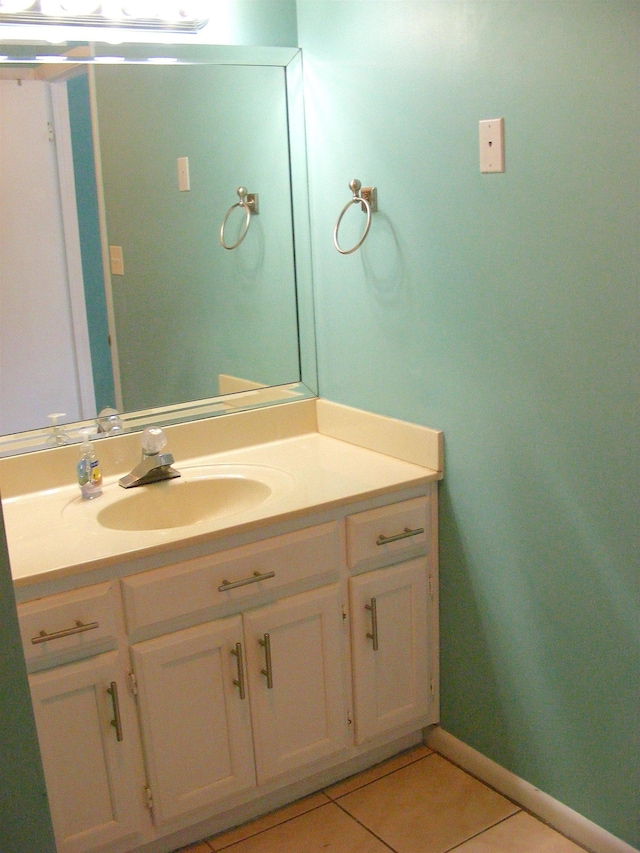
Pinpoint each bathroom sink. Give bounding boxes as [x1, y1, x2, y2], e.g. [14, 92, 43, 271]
[96, 474, 272, 531]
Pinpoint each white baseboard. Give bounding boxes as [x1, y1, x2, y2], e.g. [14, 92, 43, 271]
[425, 727, 638, 853]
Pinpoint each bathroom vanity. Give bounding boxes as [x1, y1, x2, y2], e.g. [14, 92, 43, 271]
[3, 399, 442, 853]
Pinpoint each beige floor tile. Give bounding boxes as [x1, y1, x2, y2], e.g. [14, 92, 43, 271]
[324, 744, 433, 799]
[211, 801, 391, 853]
[210, 792, 330, 850]
[454, 812, 588, 852]
[336, 753, 519, 853]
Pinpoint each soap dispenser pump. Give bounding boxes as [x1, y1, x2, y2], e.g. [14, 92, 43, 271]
[46, 412, 71, 447]
[77, 429, 103, 500]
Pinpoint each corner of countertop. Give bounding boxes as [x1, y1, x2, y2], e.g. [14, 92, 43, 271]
[315, 399, 444, 477]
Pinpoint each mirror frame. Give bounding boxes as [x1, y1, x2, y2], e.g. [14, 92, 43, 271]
[0, 42, 317, 457]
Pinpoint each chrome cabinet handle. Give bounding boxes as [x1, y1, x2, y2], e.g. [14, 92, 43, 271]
[31, 619, 99, 645]
[365, 598, 379, 651]
[218, 570, 276, 592]
[376, 526, 424, 546]
[107, 682, 123, 742]
[259, 633, 273, 689]
[231, 642, 246, 700]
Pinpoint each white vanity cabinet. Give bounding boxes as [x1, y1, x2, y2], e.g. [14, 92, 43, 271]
[345, 497, 437, 745]
[18, 583, 147, 853]
[129, 584, 348, 827]
[122, 521, 349, 828]
[16, 485, 438, 853]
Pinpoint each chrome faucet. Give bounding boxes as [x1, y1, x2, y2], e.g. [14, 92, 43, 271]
[119, 427, 180, 489]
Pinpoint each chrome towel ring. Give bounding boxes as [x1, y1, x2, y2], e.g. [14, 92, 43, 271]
[333, 179, 378, 255]
[219, 186, 259, 250]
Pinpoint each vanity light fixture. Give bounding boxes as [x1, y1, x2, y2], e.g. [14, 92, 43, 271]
[0, 48, 187, 64]
[0, 0, 208, 30]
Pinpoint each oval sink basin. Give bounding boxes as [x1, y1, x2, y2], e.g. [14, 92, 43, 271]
[96, 475, 271, 531]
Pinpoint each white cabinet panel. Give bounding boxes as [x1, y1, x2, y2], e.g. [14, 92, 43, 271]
[346, 497, 429, 568]
[122, 522, 340, 633]
[349, 558, 430, 744]
[19, 581, 118, 669]
[130, 615, 255, 825]
[244, 584, 349, 784]
[29, 651, 143, 853]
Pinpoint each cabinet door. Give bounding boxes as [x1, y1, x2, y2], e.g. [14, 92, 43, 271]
[244, 584, 349, 784]
[130, 615, 255, 826]
[349, 558, 430, 744]
[29, 651, 144, 853]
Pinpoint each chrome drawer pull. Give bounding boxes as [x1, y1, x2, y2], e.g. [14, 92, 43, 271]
[376, 526, 424, 546]
[107, 681, 124, 742]
[231, 642, 246, 700]
[31, 619, 99, 645]
[259, 633, 273, 689]
[365, 598, 379, 651]
[218, 570, 276, 592]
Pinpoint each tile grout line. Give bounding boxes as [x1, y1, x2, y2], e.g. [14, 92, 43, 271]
[443, 811, 524, 853]
[428, 749, 593, 853]
[323, 750, 438, 801]
[209, 798, 332, 851]
[199, 746, 569, 853]
[208, 749, 435, 852]
[429, 747, 528, 812]
[328, 753, 521, 853]
[331, 797, 400, 853]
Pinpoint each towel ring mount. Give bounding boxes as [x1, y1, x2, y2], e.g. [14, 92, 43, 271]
[220, 186, 259, 250]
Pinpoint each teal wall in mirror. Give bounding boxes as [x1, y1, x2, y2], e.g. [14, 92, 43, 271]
[67, 72, 115, 413]
[94, 62, 299, 412]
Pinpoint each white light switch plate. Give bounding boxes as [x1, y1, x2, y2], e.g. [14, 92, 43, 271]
[109, 245, 124, 276]
[479, 118, 505, 173]
[177, 156, 190, 191]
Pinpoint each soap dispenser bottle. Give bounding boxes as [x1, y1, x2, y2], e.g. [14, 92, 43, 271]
[77, 429, 103, 500]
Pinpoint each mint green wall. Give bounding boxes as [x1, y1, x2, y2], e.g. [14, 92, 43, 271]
[0, 514, 56, 852]
[201, 0, 297, 46]
[297, 1, 638, 847]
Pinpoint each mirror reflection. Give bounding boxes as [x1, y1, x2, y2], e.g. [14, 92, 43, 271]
[0, 45, 314, 452]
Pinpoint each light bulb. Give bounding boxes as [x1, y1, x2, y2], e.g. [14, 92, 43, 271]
[0, 0, 37, 12]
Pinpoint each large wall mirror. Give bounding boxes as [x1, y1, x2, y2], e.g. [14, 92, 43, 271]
[0, 42, 316, 455]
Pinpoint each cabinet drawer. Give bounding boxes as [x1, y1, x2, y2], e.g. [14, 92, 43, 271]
[19, 582, 118, 668]
[346, 497, 429, 568]
[122, 521, 341, 634]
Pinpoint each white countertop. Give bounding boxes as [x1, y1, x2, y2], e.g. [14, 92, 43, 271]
[4, 432, 438, 588]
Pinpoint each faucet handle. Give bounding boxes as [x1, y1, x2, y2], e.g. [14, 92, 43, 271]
[97, 407, 123, 435]
[141, 426, 167, 458]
